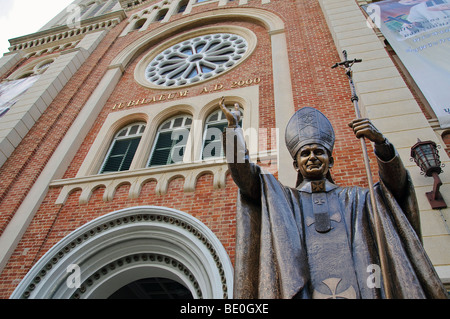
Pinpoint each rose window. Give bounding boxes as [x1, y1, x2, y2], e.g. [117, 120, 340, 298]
[145, 33, 248, 87]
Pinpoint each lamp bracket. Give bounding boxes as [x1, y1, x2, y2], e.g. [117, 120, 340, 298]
[426, 172, 447, 209]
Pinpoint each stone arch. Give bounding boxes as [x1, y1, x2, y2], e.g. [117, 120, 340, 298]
[7, 53, 60, 80]
[194, 170, 215, 190]
[111, 7, 284, 69]
[11, 206, 233, 299]
[133, 18, 147, 30]
[166, 174, 187, 193]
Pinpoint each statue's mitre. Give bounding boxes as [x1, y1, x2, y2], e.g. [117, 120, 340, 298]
[285, 107, 335, 158]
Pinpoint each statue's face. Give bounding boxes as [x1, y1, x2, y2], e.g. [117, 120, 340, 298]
[295, 144, 333, 180]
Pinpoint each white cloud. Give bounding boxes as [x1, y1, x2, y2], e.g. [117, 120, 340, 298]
[0, 0, 74, 55]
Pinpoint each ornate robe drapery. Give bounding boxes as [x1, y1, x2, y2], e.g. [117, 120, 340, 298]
[230, 149, 447, 299]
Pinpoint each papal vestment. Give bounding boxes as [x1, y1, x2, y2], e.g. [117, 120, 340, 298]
[229, 139, 447, 299]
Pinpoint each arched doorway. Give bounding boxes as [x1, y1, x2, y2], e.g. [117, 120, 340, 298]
[11, 206, 233, 299]
[108, 277, 193, 299]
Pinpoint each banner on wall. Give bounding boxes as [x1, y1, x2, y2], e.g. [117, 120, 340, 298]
[363, 0, 450, 128]
[0, 75, 39, 118]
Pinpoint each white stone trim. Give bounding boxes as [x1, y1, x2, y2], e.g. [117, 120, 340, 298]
[269, 30, 296, 187]
[54, 162, 230, 204]
[10, 206, 233, 299]
[0, 51, 25, 77]
[6, 53, 60, 80]
[79, 86, 259, 175]
[435, 265, 450, 285]
[120, 0, 175, 36]
[9, 11, 125, 54]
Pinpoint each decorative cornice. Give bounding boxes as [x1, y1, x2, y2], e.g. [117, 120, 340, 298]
[119, 0, 166, 11]
[8, 10, 126, 53]
[51, 161, 230, 205]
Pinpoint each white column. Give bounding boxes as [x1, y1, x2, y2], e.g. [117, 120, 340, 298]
[0, 51, 24, 77]
[270, 30, 296, 187]
[81, 2, 99, 19]
[183, 0, 196, 15]
[141, 9, 159, 30]
[97, 0, 115, 15]
[162, 0, 181, 22]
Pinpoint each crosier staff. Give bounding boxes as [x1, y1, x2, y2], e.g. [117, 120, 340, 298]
[332, 50, 392, 299]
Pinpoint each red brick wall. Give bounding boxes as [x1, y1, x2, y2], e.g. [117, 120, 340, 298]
[0, 1, 379, 298]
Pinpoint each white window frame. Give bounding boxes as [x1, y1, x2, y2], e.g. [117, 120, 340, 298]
[147, 115, 192, 167]
[201, 106, 243, 160]
[75, 86, 259, 179]
[99, 122, 146, 174]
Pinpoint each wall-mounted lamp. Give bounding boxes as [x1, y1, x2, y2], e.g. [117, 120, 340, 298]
[410, 139, 447, 209]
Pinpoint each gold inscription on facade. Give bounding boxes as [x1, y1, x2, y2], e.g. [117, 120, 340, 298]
[112, 90, 190, 110]
[111, 78, 260, 109]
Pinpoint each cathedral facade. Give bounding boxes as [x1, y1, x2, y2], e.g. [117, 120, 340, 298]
[0, 0, 448, 298]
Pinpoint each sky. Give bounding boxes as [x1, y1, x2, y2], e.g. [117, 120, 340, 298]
[0, 0, 75, 55]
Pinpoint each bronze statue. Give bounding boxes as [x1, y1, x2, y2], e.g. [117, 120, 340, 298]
[220, 96, 241, 128]
[221, 102, 447, 299]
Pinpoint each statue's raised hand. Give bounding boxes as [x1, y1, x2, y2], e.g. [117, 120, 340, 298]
[219, 97, 240, 128]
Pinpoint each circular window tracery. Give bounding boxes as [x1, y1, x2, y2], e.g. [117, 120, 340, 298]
[145, 33, 248, 87]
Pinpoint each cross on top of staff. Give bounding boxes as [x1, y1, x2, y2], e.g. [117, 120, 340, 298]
[331, 50, 362, 72]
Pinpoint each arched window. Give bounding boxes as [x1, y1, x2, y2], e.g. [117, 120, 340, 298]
[156, 9, 168, 21]
[202, 106, 242, 159]
[99, 122, 146, 174]
[177, 0, 188, 14]
[148, 115, 192, 167]
[133, 18, 147, 30]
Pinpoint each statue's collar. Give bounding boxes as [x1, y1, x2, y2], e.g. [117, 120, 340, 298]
[297, 179, 338, 193]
